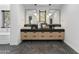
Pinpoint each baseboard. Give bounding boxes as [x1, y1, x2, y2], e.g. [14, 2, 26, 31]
[0, 42, 9, 44]
[64, 40, 79, 53]
[10, 40, 22, 45]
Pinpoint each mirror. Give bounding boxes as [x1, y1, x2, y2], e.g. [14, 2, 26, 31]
[2, 10, 10, 28]
[39, 10, 46, 23]
[47, 9, 60, 24]
[25, 9, 38, 24]
[25, 9, 61, 25]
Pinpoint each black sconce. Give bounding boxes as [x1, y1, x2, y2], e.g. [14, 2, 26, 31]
[29, 16, 32, 24]
[50, 18, 53, 24]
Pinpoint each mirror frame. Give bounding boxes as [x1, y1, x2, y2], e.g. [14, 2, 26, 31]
[39, 10, 46, 23]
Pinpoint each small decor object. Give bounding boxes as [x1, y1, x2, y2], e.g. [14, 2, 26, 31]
[29, 16, 32, 24]
[31, 25, 38, 30]
[41, 23, 48, 29]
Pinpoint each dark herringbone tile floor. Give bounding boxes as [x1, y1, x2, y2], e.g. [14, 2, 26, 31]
[0, 44, 10, 54]
[9, 41, 77, 54]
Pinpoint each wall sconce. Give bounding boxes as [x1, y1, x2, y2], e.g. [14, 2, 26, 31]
[34, 13, 37, 16]
[47, 13, 52, 18]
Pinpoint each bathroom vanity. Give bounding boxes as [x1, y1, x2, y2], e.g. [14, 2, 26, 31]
[21, 28, 65, 40]
[21, 9, 65, 40]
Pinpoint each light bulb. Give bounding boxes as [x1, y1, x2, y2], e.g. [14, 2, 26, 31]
[48, 13, 52, 16]
[34, 13, 37, 16]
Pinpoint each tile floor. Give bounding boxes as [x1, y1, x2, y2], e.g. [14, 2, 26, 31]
[0, 41, 77, 54]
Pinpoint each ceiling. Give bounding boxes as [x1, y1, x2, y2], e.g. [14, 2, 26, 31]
[23, 4, 64, 9]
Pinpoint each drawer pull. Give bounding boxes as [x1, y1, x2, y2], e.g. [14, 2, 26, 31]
[49, 35, 53, 37]
[33, 35, 36, 37]
[41, 35, 44, 37]
[24, 35, 27, 37]
[59, 35, 61, 37]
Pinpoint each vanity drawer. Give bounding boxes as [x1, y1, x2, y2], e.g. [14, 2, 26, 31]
[21, 31, 64, 40]
[21, 32, 32, 40]
[31, 35, 39, 40]
[30, 32, 39, 40]
[39, 32, 49, 40]
[39, 32, 64, 40]
[48, 32, 64, 40]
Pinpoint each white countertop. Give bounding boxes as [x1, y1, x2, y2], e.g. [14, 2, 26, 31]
[0, 32, 10, 35]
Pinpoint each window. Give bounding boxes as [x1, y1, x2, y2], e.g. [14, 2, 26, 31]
[2, 10, 10, 28]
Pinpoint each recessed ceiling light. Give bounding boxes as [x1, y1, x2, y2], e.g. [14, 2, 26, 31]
[49, 4, 51, 6]
[34, 4, 37, 6]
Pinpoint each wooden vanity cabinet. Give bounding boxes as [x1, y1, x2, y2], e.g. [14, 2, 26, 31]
[21, 29, 65, 40]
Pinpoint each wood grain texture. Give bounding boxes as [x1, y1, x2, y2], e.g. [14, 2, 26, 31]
[21, 32, 64, 40]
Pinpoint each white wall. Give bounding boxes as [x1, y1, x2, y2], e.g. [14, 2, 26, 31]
[10, 4, 25, 45]
[0, 5, 10, 44]
[61, 4, 79, 53]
